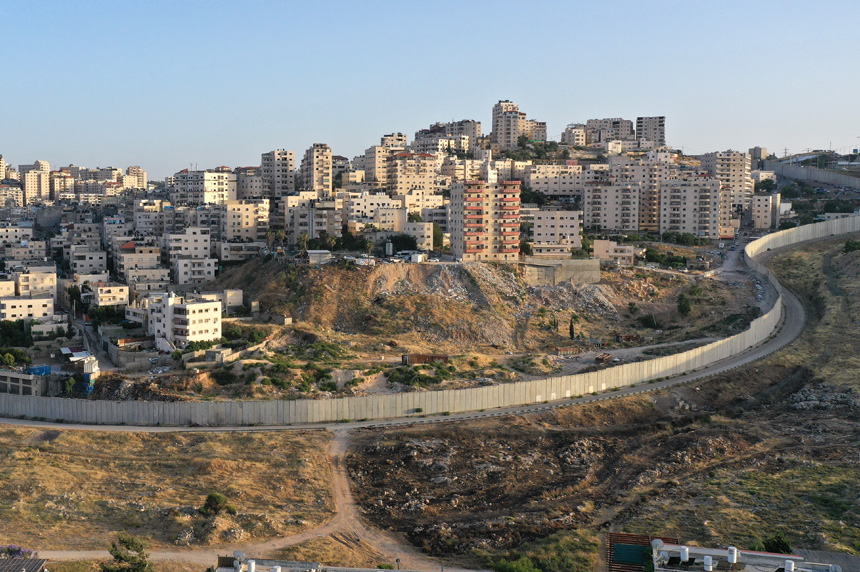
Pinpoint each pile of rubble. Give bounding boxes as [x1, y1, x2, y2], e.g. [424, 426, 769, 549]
[791, 383, 857, 410]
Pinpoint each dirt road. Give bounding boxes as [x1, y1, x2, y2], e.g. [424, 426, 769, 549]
[38, 430, 478, 571]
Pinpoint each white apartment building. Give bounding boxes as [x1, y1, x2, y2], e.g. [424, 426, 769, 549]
[362, 144, 404, 191]
[699, 150, 753, 209]
[22, 170, 49, 204]
[636, 116, 666, 147]
[126, 166, 148, 189]
[163, 227, 211, 268]
[524, 164, 583, 196]
[169, 168, 237, 205]
[659, 176, 722, 239]
[373, 207, 408, 232]
[173, 256, 216, 285]
[145, 292, 222, 352]
[261, 149, 296, 196]
[752, 193, 782, 231]
[0, 281, 15, 297]
[530, 208, 583, 257]
[450, 180, 521, 262]
[441, 157, 484, 182]
[133, 199, 172, 235]
[392, 187, 446, 213]
[582, 182, 641, 232]
[4, 240, 47, 260]
[0, 182, 23, 206]
[0, 296, 54, 321]
[345, 192, 401, 224]
[102, 216, 133, 248]
[561, 124, 587, 147]
[300, 143, 333, 194]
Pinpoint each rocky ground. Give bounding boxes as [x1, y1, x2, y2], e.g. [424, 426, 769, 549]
[344, 238, 860, 563]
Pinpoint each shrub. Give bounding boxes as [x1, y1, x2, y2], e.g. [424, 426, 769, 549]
[199, 492, 230, 516]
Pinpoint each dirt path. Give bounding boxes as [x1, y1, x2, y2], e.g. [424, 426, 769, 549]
[39, 430, 478, 571]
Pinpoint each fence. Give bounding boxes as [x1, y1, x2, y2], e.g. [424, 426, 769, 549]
[3, 217, 859, 426]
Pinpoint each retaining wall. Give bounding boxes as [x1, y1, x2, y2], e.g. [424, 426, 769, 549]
[3, 218, 860, 426]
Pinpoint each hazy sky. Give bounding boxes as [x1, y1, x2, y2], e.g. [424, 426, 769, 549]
[3, 0, 858, 179]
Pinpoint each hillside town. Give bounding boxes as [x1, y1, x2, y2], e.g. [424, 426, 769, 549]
[0, 100, 841, 399]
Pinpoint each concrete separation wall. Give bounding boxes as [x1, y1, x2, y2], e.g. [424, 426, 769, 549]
[3, 218, 860, 426]
[764, 161, 860, 189]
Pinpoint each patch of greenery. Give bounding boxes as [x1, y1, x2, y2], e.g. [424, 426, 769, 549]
[486, 530, 600, 572]
[387, 363, 454, 387]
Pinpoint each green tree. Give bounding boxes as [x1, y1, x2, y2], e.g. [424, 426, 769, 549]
[389, 234, 418, 252]
[763, 532, 792, 554]
[520, 240, 533, 256]
[66, 324, 76, 339]
[67, 285, 83, 311]
[199, 492, 237, 516]
[2, 354, 14, 367]
[568, 316, 575, 339]
[407, 212, 423, 223]
[754, 179, 776, 193]
[100, 533, 154, 572]
[298, 232, 310, 252]
[432, 223, 443, 250]
[678, 293, 692, 316]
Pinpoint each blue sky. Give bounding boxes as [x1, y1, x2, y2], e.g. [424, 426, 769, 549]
[3, 0, 858, 179]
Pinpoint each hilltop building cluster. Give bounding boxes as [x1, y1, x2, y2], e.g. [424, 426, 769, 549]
[0, 100, 785, 361]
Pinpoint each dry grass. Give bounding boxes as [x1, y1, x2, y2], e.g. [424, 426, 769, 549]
[272, 534, 389, 568]
[0, 428, 334, 550]
[47, 561, 201, 572]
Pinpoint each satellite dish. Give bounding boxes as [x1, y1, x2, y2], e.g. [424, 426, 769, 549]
[651, 539, 664, 550]
[832, 566, 841, 572]
[233, 551, 245, 562]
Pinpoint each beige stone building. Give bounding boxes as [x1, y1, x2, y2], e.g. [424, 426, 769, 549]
[116, 241, 162, 281]
[524, 164, 583, 196]
[386, 152, 436, 195]
[609, 157, 677, 232]
[91, 283, 129, 307]
[221, 199, 269, 242]
[592, 240, 640, 265]
[561, 124, 587, 147]
[70, 246, 108, 274]
[699, 150, 753, 209]
[585, 118, 635, 143]
[450, 180, 521, 262]
[491, 100, 546, 149]
[300, 143, 333, 194]
[235, 166, 266, 200]
[752, 193, 782, 231]
[0, 296, 54, 321]
[582, 182, 641, 232]
[12, 270, 57, 301]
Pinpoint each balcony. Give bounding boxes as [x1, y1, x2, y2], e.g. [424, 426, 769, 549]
[465, 214, 483, 219]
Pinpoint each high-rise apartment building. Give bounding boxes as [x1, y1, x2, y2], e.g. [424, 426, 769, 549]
[126, 166, 148, 189]
[582, 181, 641, 232]
[609, 157, 677, 232]
[300, 144, 333, 194]
[449, 180, 521, 262]
[235, 167, 266, 200]
[699, 150, 753, 209]
[636, 116, 666, 147]
[491, 100, 545, 149]
[261, 149, 296, 197]
[169, 168, 237, 205]
[659, 175, 722, 239]
[529, 208, 583, 257]
[386, 152, 436, 195]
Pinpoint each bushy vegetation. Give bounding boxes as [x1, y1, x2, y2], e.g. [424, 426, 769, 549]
[844, 239, 860, 253]
[487, 530, 600, 572]
[0, 347, 31, 366]
[199, 492, 237, 517]
[386, 363, 455, 387]
[645, 250, 686, 267]
[0, 321, 32, 348]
